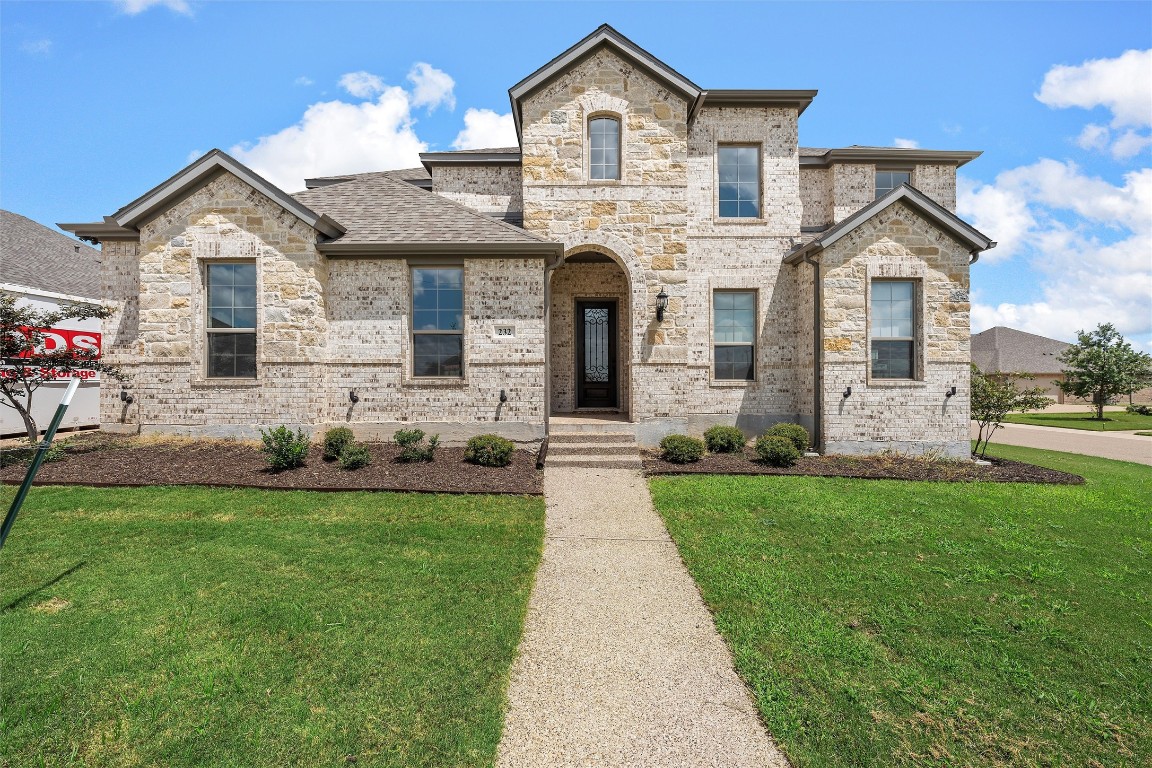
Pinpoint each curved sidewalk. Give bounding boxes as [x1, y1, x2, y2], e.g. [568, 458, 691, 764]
[971, 422, 1152, 466]
[495, 466, 789, 768]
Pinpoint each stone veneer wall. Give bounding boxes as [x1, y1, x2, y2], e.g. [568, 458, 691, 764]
[431, 165, 524, 218]
[818, 200, 971, 456]
[101, 171, 546, 443]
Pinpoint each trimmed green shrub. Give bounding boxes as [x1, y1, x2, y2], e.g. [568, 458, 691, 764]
[1126, 403, 1152, 416]
[260, 426, 309, 470]
[660, 434, 705, 464]
[465, 434, 515, 467]
[765, 422, 810, 452]
[339, 444, 372, 470]
[755, 435, 800, 467]
[322, 427, 355, 461]
[704, 425, 746, 453]
[394, 428, 439, 462]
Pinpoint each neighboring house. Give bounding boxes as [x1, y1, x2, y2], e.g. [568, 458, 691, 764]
[972, 326, 1152, 404]
[60, 25, 995, 456]
[1, 209, 104, 436]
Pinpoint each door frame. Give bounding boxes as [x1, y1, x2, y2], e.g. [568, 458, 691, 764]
[574, 299, 619, 409]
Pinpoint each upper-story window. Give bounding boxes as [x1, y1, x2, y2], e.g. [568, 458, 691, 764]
[589, 117, 620, 180]
[875, 170, 911, 199]
[718, 146, 760, 218]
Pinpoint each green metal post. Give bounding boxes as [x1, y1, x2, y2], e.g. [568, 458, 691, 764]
[1, 377, 81, 549]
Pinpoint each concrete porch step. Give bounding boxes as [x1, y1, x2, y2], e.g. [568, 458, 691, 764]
[545, 456, 643, 469]
[548, 432, 636, 444]
[548, 444, 639, 456]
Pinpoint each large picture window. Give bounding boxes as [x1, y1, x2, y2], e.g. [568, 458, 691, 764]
[412, 267, 464, 377]
[718, 146, 760, 218]
[870, 280, 916, 379]
[206, 262, 256, 378]
[713, 290, 756, 380]
[590, 117, 620, 180]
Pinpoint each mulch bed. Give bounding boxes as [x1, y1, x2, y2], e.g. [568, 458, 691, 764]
[643, 449, 1085, 484]
[0, 433, 543, 495]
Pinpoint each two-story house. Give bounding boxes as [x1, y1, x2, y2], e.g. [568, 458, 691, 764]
[61, 25, 994, 456]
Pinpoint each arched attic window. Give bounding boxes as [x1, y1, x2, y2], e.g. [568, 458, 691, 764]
[589, 116, 621, 180]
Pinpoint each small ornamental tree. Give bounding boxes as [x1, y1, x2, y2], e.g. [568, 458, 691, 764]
[971, 364, 1053, 458]
[1, 293, 116, 444]
[1058, 323, 1152, 420]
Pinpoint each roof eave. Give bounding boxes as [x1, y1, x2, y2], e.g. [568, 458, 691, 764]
[799, 148, 983, 168]
[699, 89, 819, 116]
[419, 151, 524, 176]
[57, 221, 140, 244]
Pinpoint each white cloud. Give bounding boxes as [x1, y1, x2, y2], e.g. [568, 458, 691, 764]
[186, 148, 204, 164]
[893, 138, 919, 149]
[294, 76, 314, 87]
[114, 0, 191, 15]
[407, 63, 455, 112]
[453, 109, 516, 150]
[1037, 49, 1152, 161]
[21, 39, 52, 56]
[230, 86, 427, 192]
[963, 161, 1152, 342]
[339, 71, 386, 99]
[1036, 49, 1152, 127]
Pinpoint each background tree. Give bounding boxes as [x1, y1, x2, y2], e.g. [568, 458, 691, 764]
[1, 293, 116, 444]
[1058, 323, 1152, 419]
[971, 364, 1053, 459]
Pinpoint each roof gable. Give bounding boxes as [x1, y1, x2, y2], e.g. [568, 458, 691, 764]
[111, 149, 345, 239]
[785, 184, 996, 264]
[508, 24, 702, 141]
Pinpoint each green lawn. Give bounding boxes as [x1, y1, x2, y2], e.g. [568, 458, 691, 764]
[0, 486, 544, 767]
[1002, 410, 1152, 431]
[651, 447, 1151, 767]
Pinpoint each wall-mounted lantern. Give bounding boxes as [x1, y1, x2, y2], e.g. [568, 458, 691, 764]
[655, 288, 669, 322]
[842, 386, 852, 399]
[120, 388, 134, 405]
[945, 386, 957, 398]
[499, 389, 509, 403]
[349, 389, 359, 404]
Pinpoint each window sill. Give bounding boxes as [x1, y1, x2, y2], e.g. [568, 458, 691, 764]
[191, 378, 261, 388]
[712, 217, 766, 226]
[710, 379, 756, 387]
[403, 377, 468, 388]
[866, 379, 926, 387]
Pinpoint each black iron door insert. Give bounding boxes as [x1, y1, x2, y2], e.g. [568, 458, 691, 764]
[576, 300, 618, 409]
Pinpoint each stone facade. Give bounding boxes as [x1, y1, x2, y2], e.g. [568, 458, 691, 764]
[85, 27, 986, 456]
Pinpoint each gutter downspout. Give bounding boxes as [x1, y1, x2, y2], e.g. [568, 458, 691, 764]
[802, 252, 823, 453]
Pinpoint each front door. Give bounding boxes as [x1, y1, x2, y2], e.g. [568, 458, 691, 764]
[576, 300, 618, 409]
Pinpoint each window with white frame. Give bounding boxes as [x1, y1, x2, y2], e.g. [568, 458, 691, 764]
[412, 267, 464, 377]
[589, 117, 620, 180]
[713, 290, 756, 380]
[870, 280, 916, 379]
[718, 146, 760, 218]
[205, 262, 257, 378]
[875, 170, 911, 199]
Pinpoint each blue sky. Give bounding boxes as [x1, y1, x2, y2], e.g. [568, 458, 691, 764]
[2, 1, 1149, 349]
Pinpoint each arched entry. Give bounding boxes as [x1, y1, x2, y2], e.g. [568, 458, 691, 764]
[549, 250, 631, 415]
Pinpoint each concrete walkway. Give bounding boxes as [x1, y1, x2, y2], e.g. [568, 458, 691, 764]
[495, 466, 788, 768]
[971, 421, 1152, 466]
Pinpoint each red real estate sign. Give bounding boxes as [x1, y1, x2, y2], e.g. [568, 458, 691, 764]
[2, 327, 103, 381]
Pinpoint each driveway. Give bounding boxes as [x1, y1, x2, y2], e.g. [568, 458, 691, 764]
[971, 421, 1152, 466]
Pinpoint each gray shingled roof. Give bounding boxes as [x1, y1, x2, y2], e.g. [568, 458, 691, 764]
[292, 173, 551, 246]
[1, 209, 101, 298]
[972, 326, 1070, 374]
[304, 167, 431, 189]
